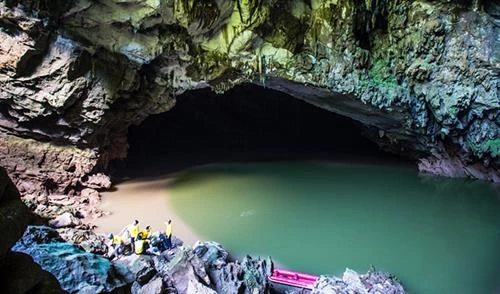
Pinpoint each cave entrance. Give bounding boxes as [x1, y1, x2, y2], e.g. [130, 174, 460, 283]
[116, 83, 403, 179]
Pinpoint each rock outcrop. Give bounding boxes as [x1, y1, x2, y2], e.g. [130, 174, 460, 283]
[0, 167, 63, 293]
[194, 241, 272, 294]
[0, 166, 31, 255]
[0, 0, 498, 193]
[111, 240, 272, 294]
[12, 225, 133, 293]
[311, 268, 406, 294]
[7, 220, 408, 294]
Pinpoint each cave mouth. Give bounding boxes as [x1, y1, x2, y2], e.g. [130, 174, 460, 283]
[113, 83, 406, 179]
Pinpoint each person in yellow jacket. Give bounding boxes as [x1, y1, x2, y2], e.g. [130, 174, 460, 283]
[128, 219, 140, 251]
[141, 225, 152, 239]
[112, 234, 123, 245]
[165, 219, 173, 249]
[107, 233, 124, 260]
[134, 233, 149, 255]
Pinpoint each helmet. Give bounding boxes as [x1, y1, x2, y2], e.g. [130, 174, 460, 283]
[107, 233, 113, 239]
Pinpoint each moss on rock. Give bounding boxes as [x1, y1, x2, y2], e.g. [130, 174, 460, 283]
[1, 0, 498, 183]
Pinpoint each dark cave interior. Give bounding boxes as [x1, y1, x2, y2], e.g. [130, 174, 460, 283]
[113, 84, 406, 179]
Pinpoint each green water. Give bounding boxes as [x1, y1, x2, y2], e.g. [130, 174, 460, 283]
[169, 161, 500, 294]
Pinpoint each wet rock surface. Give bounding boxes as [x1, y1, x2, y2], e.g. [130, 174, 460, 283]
[12, 226, 132, 293]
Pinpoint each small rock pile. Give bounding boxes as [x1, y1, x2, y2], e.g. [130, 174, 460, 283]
[311, 268, 406, 294]
[13, 226, 408, 294]
[13, 227, 273, 294]
[21, 187, 110, 253]
[23, 188, 106, 223]
[117, 241, 272, 294]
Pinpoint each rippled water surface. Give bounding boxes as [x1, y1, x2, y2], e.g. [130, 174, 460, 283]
[169, 161, 500, 294]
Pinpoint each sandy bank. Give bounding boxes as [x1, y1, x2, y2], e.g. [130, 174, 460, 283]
[93, 175, 201, 246]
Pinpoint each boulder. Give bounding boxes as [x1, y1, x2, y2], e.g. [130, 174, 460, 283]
[0, 251, 64, 294]
[311, 268, 406, 294]
[48, 212, 79, 228]
[342, 268, 365, 291]
[12, 226, 133, 293]
[137, 277, 165, 294]
[131, 281, 142, 294]
[129, 255, 157, 285]
[80, 188, 100, 205]
[171, 235, 184, 248]
[311, 276, 346, 294]
[193, 241, 228, 269]
[81, 173, 112, 190]
[56, 227, 107, 254]
[187, 278, 217, 294]
[208, 255, 271, 294]
[157, 247, 211, 294]
[0, 167, 32, 255]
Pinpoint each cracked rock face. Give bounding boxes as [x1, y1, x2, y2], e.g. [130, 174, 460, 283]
[0, 167, 64, 293]
[0, 0, 499, 191]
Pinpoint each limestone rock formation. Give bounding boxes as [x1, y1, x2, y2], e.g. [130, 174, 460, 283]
[129, 255, 158, 285]
[4, 212, 407, 294]
[311, 268, 406, 294]
[0, 0, 498, 189]
[12, 225, 133, 293]
[193, 241, 229, 269]
[136, 277, 166, 294]
[208, 255, 272, 294]
[113, 241, 273, 294]
[0, 251, 63, 294]
[193, 241, 271, 294]
[0, 167, 64, 293]
[0, 166, 31, 254]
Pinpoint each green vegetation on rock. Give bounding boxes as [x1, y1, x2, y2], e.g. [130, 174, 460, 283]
[1, 0, 498, 182]
[471, 139, 500, 158]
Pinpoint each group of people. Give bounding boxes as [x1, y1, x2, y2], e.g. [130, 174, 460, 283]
[106, 219, 173, 260]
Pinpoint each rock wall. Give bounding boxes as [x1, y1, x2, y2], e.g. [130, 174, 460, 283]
[0, 134, 105, 194]
[0, 167, 63, 293]
[0, 0, 498, 190]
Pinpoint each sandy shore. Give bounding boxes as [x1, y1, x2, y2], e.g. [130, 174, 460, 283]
[93, 175, 201, 246]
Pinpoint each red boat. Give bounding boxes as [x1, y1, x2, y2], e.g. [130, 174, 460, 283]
[268, 268, 319, 290]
